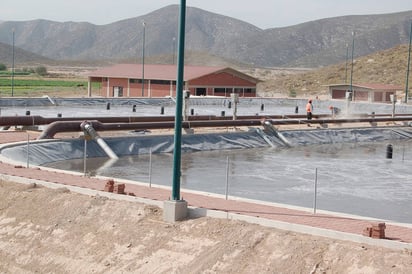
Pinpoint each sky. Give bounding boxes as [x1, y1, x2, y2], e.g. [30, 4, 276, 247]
[2, 0, 412, 29]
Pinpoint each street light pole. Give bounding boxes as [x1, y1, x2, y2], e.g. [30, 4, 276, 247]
[405, 21, 412, 103]
[171, 0, 186, 201]
[172, 37, 176, 65]
[350, 31, 355, 101]
[11, 28, 15, 97]
[345, 43, 349, 83]
[141, 21, 146, 97]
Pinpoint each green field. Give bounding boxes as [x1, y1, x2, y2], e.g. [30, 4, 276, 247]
[0, 78, 86, 87]
[0, 71, 30, 76]
[0, 77, 100, 97]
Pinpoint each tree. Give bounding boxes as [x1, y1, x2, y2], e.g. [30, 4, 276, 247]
[0, 63, 7, 71]
[35, 66, 48, 76]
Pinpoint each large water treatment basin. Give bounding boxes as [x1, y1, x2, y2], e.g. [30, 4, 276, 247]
[2, 97, 412, 224]
[42, 138, 412, 224]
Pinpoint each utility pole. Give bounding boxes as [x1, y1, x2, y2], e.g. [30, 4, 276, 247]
[350, 31, 355, 101]
[345, 43, 349, 83]
[172, 37, 176, 65]
[405, 21, 412, 103]
[11, 28, 15, 97]
[141, 21, 146, 97]
[163, 0, 188, 224]
[171, 0, 187, 201]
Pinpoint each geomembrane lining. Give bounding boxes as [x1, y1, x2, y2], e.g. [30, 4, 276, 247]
[2, 126, 412, 166]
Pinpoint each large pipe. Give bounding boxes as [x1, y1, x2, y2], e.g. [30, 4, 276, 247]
[38, 120, 263, 139]
[80, 121, 119, 160]
[2, 113, 412, 127]
[37, 116, 412, 140]
[262, 120, 291, 147]
[1, 114, 313, 126]
[38, 121, 82, 139]
[0, 115, 235, 126]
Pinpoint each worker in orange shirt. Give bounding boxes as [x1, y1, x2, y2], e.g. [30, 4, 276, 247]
[306, 99, 313, 120]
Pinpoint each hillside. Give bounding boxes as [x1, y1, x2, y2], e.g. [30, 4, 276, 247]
[0, 41, 51, 66]
[255, 44, 412, 97]
[0, 5, 411, 68]
[0, 6, 259, 65]
[1, 42, 410, 100]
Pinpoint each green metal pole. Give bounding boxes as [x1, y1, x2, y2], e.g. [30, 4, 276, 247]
[172, 37, 176, 65]
[141, 21, 146, 97]
[11, 29, 15, 97]
[171, 0, 186, 201]
[345, 43, 349, 83]
[350, 31, 355, 101]
[405, 21, 412, 103]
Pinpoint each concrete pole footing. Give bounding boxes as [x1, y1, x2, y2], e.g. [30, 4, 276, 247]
[163, 200, 188, 223]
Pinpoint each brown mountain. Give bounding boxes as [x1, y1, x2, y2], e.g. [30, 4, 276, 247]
[0, 5, 411, 68]
[257, 44, 412, 96]
[0, 41, 51, 66]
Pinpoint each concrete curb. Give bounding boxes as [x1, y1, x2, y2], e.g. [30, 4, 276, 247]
[1, 173, 411, 251]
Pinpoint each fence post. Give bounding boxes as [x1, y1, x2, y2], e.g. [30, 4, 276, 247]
[26, 133, 30, 168]
[83, 138, 87, 176]
[225, 156, 230, 200]
[313, 168, 318, 214]
[402, 144, 405, 161]
[149, 148, 153, 187]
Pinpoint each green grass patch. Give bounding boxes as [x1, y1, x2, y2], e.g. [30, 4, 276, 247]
[0, 78, 101, 97]
[0, 71, 31, 76]
[0, 78, 87, 87]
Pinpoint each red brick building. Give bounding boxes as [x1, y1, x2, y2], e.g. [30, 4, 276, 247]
[87, 64, 259, 98]
[328, 83, 403, 103]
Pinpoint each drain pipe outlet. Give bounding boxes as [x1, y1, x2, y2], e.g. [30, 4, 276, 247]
[80, 121, 119, 160]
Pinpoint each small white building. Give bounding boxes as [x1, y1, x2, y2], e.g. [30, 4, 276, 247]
[327, 83, 403, 103]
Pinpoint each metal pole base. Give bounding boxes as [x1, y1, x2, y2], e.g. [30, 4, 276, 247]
[163, 200, 188, 223]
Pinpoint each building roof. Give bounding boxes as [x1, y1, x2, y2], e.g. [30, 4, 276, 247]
[327, 83, 403, 91]
[88, 64, 259, 83]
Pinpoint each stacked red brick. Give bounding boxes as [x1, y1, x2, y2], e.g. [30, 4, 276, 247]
[104, 179, 135, 196]
[104, 179, 115, 192]
[363, 222, 386, 239]
[104, 179, 125, 194]
[113, 183, 125, 194]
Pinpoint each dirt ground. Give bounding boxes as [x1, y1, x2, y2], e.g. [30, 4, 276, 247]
[0, 180, 411, 273]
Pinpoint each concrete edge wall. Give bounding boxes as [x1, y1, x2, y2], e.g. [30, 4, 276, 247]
[1, 173, 410, 251]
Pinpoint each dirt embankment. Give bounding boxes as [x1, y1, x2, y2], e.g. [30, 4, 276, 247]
[0, 180, 411, 273]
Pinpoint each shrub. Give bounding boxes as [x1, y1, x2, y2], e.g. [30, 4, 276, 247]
[35, 66, 48, 76]
[0, 63, 7, 71]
